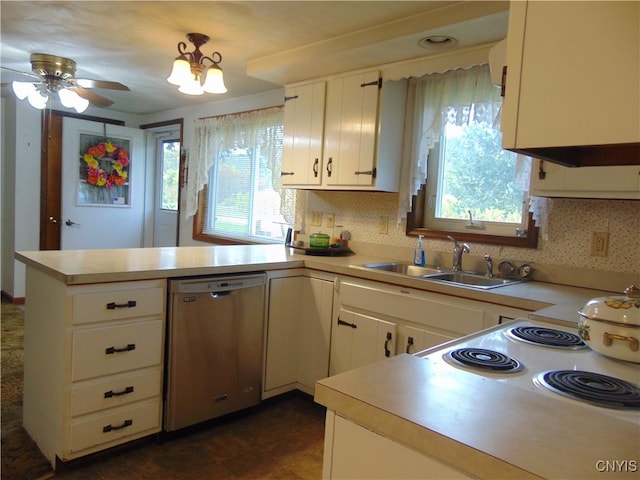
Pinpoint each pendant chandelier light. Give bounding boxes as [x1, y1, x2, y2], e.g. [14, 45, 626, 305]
[167, 33, 227, 95]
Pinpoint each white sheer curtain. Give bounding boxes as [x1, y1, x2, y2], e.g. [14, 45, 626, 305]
[186, 106, 284, 218]
[398, 64, 504, 221]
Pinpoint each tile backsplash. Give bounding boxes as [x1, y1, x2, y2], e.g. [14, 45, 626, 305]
[296, 191, 639, 278]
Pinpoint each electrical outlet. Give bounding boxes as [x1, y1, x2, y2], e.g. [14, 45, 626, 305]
[378, 216, 389, 234]
[326, 213, 335, 228]
[590, 232, 609, 257]
[310, 211, 322, 226]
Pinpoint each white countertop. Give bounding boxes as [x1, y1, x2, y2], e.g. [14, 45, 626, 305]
[16, 244, 616, 323]
[315, 353, 640, 479]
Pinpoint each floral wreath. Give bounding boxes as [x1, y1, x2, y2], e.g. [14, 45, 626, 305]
[82, 141, 129, 189]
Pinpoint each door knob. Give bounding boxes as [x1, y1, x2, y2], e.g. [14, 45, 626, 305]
[65, 219, 80, 226]
[48, 216, 62, 224]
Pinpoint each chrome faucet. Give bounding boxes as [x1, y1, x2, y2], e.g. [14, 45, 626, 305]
[447, 236, 470, 271]
[484, 254, 493, 278]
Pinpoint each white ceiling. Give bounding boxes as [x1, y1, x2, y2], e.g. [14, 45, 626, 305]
[0, 1, 508, 115]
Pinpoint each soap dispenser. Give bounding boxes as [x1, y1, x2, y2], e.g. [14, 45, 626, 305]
[414, 235, 425, 267]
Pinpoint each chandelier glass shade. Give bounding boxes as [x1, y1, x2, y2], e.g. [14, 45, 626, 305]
[12, 80, 89, 112]
[167, 33, 227, 95]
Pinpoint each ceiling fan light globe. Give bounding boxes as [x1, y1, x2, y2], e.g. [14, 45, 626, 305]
[12, 81, 36, 100]
[27, 90, 48, 109]
[167, 57, 192, 86]
[202, 66, 227, 94]
[178, 76, 204, 95]
[58, 88, 79, 108]
[73, 96, 89, 113]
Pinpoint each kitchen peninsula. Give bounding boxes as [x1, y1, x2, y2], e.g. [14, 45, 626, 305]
[16, 244, 635, 473]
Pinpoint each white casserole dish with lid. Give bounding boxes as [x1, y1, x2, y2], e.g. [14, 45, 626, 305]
[578, 285, 640, 363]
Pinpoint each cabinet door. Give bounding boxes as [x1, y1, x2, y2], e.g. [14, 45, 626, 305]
[529, 159, 640, 199]
[324, 71, 380, 187]
[503, 1, 639, 149]
[264, 275, 334, 392]
[400, 325, 454, 356]
[330, 309, 396, 376]
[297, 277, 334, 390]
[282, 82, 326, 186]
[265, 276, 304, 390]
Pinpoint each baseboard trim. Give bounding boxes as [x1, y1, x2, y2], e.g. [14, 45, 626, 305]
[1, 291, 25, 304]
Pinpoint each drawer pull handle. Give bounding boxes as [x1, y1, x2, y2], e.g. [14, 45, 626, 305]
[106, 300, 137, 310]
[104, 386, 134, 398]
[103, 419, 133, 433]
[384, 332, 393, 358]
[105, 344, 136, 355]
[337, 318, 357, 329]
[406, 336, 414, 354]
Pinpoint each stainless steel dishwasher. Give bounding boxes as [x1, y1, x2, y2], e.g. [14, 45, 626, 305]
[165, 272, 266, 431]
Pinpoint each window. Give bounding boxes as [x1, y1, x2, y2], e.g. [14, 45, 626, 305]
[191, 107, 295, 244]
[405, 65, 537, 247]
[160, 140, 180, 211]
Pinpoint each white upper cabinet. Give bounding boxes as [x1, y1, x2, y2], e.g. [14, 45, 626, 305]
[501, 1, 640, 167]
[282, 70, 407, 191]
[281, 82, 326, 186]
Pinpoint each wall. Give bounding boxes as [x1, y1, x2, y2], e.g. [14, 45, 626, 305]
[301, 190, 639, 290]
[0, 97, 141, 299]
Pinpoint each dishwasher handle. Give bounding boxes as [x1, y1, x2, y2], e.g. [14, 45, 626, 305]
[210, 291, 232, 299]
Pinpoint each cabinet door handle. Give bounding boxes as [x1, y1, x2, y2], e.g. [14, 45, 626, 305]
[337, 318, 357, 329]
[104, 386, 134, 398]
[313, 158, 319, 178]
[360, 78, 382, 88]
[500, 65, 507, 97]
[354, 168, 376, 178]
[280, 171, 295, 176]
[103, 419, 133, 433]
[406, 336, 414, 354]
[384, 332, 393, 357]
[106, 300, 137, 310]
[105, 344, 136, 355]
[326, 157, 332, 177]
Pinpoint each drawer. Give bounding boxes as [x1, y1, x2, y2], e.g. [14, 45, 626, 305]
[67, 399, 161, 454]
[340, 280, 485, 335]
[71, 369, 162, 417]
[72, 320, 163, 381]
[72, 286, 165, 325]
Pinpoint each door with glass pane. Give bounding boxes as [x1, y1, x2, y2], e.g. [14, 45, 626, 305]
[153, 135, 180, 247]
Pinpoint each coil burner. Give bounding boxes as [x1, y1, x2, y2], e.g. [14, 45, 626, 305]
[446, 348, 523, 373]
[506, 326, 587, 350]
[535, 370, 640, 409]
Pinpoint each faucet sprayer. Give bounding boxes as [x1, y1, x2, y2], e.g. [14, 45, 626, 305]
[447, 236, 470, 271]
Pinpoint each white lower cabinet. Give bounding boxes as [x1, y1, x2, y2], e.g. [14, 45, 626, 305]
[323, 412, 471, 479]
[264, 270, 335, 397]
[330, 309, 397, 375]
[22, 268, 166, 467]
[329, 276, 529, 375]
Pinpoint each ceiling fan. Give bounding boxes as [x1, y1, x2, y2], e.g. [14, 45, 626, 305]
[2, 53, 129, 112]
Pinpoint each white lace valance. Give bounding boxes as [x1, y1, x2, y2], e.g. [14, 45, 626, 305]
[398, 64, 503, 222]
[186, 106, 284, 218]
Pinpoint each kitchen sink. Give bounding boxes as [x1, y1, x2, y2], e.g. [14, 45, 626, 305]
[422, 271, 523, 290]
[357, 262, 442, 277]
[355, 262, 523, 289]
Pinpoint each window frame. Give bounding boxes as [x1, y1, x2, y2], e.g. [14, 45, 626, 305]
[192, 108, 289, 246]
[406, 182, 538, 248]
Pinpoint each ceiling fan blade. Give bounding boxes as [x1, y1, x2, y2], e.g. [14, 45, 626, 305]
[0, 65, 42, 81]
[72, 78, 129, 91]
[70, 86, 114, 108]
